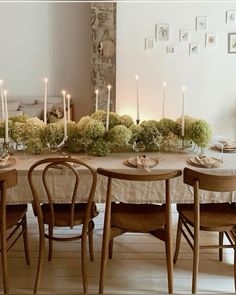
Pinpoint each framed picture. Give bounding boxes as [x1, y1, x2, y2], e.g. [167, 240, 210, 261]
[205, 33, 217, 47]
[189, 43, 200, 55]
[166, 46, 175, 54]
[155, 24, 170, 41]
[145, 37, 155, 50]
[228, 33, 236, 53]
[179, 30, 189, 42]
[226, 10, 236, 24]
[196, 16, 207, 30]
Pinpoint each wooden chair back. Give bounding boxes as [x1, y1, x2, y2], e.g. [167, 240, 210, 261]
[0, 169, 17, 209]
[184, 167, 236, 192]
[28, 157, 97, 228]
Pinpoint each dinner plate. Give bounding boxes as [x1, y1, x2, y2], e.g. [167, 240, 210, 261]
[0, 157, 16, 169]
[187, 156, 223, 168]
[211, 145, 236, 153]
[126, 157, 159, 168]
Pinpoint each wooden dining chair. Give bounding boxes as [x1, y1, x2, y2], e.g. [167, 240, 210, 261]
[28, 157, 98, 294]
[174, 167, 236, 293]
[0, 169, 30, 294]
[97, 168, 182, 294]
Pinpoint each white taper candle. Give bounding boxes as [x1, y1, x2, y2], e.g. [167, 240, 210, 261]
[44, 78, 48, 123]
[181, 86, 186, 137]
[162, 82, 167, 119]
[67, 94, 71, 121]
[4, 90, 9, 143]
[62, 90, 67, 139]
[95, 89, 99, 112]
[135, 75, 140, 121]
[106, 85, 111, 131]
[0, 80, 5, 121]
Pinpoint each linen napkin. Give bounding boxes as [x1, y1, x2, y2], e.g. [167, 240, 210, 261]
[136, 155, 152, 172]
[195, 155, 220, 168]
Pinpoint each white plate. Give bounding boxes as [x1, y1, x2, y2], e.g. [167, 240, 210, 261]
[0, 157, 16, 169]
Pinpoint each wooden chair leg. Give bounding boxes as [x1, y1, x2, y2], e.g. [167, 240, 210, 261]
[109, 239, 113, 259]
[174, 216, 182, 264]
[165, 240, 173, 294]
[1, 225, 9, 294]
[48, 224, 53, 261]
[234, 247, 236, 292]
[192, 228, 200, 294]
[88, 220, 95, 262]
[22, 215, 30, 265]
[81, 228, 88, 294]
[219, 232, 224, 262]
[34, 225, 45, 294]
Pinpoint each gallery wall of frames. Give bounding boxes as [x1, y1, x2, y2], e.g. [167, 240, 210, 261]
[116, 2, 236, 139]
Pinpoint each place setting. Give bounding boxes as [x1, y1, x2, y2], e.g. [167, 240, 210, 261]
[211, 140, 236, 153]
[187, 155, 223, 168]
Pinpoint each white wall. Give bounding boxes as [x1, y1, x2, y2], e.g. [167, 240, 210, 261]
[117, 2, 236, 139]
[0, 3, 92, 121]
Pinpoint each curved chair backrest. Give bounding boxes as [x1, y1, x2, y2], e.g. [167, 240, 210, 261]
[28, 157, 97, 228]
[0, 170, 17, 207]
[184, 167, 236, 192]
[97, 168, 182, 206]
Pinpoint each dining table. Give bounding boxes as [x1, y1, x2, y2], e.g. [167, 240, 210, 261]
[4, 149, 236, 205]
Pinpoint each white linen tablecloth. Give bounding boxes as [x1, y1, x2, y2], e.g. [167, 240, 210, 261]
[5, 150, 236, 204]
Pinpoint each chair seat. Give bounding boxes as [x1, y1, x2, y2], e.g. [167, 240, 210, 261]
[6, 204, 27, 229]
[177, 203, 236, 231]
[42, 203, 98, 227]
[111, 203, 166, 232]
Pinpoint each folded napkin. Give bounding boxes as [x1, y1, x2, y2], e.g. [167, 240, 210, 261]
[195, 155, 220, 168]
[136, 155, 152, 172]
[0, 154, 10, 167]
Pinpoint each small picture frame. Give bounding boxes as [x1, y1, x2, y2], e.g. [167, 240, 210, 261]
[226, 10, 236, 24]
[166, 46, 175, 54]
[189, 43, 200, 55]
[155, 24, 170, 41]
[179, 30, 189, 42]
[196, 16, 207, 30]
[228, 33, 236, 54]
[205, 33, 217, 47]
[145, 37, 155, 50]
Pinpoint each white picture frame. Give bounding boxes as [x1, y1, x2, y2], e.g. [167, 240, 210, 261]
[226, 10, 236, 24]
[145, 37, 155, 50]
[179, 30, 189, 42]
[196, 16, 207, 31]
[189, 43, 200, 55]
[155, 24, 170, 41]
[228, 33, 236, 54]
[166, 46, 175, 54]
[205, 33, 217, 47]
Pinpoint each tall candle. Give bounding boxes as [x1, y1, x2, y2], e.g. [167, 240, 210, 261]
[67, 94, 71, 121]
[0, 80, 5, 121]
[162, 82, 167, 119]
[62, 90, 67, 139]
[106, 85, 111, 131]
[4, 90, 9, 143]
[44, 78, 48, 123]
[181, 86, 186, 137]
[135, 75, 140, 122]
[95, 89, 99, 112]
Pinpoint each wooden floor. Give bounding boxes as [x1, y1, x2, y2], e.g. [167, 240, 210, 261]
[1, 204, 234, 294]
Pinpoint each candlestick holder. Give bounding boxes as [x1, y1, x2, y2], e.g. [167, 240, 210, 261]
[58, 136, 70, 156]
[136, 119, 140, 125]
[2, 141, 10, 157]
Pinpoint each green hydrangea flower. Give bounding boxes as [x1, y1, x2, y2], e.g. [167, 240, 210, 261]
[129, 124, 143, 144]
[45, 123, 64, 147]
[107, 125, 132, 151]
[157, 118, 180, 137]
[67, 121, 80, 141]
[139, 120, 161, 151]
[189, 119, 212, 147]
[120, 114, 134, 128]
[27, 137, 44, 154]
[88, 138, 110, 156]
[81, 119, 105, 140]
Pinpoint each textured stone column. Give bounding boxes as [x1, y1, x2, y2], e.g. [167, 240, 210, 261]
[91, 2, 116, 112]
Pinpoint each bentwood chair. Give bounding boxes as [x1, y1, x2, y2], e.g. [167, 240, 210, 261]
[28, 157, 98, 294]
[97, 168, 182, 294]
[174, 167, 236, 293]
[0, 169, 30, 294]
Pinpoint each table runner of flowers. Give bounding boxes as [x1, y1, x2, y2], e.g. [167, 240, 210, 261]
[0, 110, 212, 156]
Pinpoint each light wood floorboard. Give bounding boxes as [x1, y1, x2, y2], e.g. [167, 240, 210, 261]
[0, 204, 234, 294]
